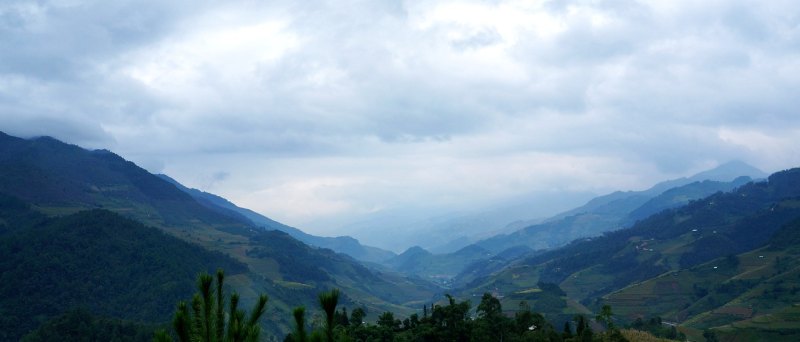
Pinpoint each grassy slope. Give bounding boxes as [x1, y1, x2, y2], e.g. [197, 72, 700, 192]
[456, 168, 800, 340]
[605, 217, 800, 328]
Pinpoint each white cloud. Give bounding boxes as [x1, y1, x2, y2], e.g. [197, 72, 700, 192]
[1, 0, 799, 239]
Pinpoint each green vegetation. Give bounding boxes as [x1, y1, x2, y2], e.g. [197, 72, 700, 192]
[604, 218, 800, 338]
[0, 132, 442, 337]
[384, 245, 494, 285]
[458, 168, 800, 341]
[280, 291, 627, 342]
[155, 270, 269, 342]
[473, 169, 800, 298]
[0, 207, 246, 341]
[627, 317, 685, 341]
[619, 329, 676, 342]
[3, 132, 800, 341]
[21, 309, 158, 342]
[0, 133, 246, 230]
[0, 189, 440, 338]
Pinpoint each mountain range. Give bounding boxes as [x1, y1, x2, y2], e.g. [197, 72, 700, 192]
[475, 174, 757, 254]
[0, 131, 437, 339]
[2, 130, 798, 341]
[454, 167, 800, 341]
[379, 162, 764, 286]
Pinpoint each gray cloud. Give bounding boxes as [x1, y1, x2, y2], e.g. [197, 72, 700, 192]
[1, 0, 799, 237]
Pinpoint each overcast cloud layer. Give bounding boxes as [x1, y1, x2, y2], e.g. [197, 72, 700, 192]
[1, 0, 799, 237]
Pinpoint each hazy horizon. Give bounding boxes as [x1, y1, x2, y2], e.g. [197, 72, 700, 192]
[2, 0, 799, 237]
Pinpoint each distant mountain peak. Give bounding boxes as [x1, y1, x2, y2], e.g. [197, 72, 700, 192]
[689, 160, 767, 182]
[400, 246, 431, 257]
[453, 244, 489, 257]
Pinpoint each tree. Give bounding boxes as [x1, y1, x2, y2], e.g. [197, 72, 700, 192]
[377, 312, 399, 329]
[476, 293, 502, 320]
[318, 289, 340, 342]
[372, 311, 397, 341]
[474, 293, 506, 341]
[350, 307, 366, 328]
[154, 269, 268, 342]
[563, 321, 573, 339]
[291, 307, 307, 342]
[595, 305, 627, 342]
[596, 304, 615, 330]
[574, 315, 586, 336]
[335, 307, 349, 327]
[580, 327, 594, 342]
[432, 294, 471, 341]
[703, 329, 719, 342]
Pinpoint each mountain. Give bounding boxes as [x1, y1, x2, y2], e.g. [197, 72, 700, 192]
[381, 164, 761, 289]
[689, 160, 767, 183]
[604, 218, 800, 341]
[623, 176, 752, 224]
[386, 246, 434, 271]
[426, 161, 767, 253]
[335, 190, 593, 253]
[157, 174, 396, 263]
[0, 199, 246, 341]
[498, 161, 765, 233]
[382, 244, 494, 286]
[455, 167, 800, 340]
[474, 165, 760, 254]
[0, 132, 243, 229]
[0, 132, 440, 337]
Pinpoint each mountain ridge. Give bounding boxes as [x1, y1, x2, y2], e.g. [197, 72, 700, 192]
[0, 131, 440, 336]
[473, 168, 759, 254]
[157, 174, 396, 263]
[452, 167, 800, 340]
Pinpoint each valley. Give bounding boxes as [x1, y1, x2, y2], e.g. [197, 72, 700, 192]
[1, 131, 799, 341]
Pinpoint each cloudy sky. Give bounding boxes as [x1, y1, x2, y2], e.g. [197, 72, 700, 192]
[1, 0, 799, 237]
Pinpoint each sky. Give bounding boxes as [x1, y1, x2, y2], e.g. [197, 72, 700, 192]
[1, 0, 799, 238]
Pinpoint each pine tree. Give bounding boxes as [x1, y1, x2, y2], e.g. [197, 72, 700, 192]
[154, 269, 268, 342]
[318, 289, 340, 342]
[291, 307, 307, 342]
[563, 321, 572, 339]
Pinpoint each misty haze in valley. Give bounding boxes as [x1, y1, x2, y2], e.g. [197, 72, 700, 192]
[1, 1, 799, 341]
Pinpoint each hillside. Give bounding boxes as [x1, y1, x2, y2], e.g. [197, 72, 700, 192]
[455, 167, 800, 339]
[605, 218, 800, 341]
[384, 170, 756, 289]
[0, 200, 246, 341]
[475, 174, 754, 254]
[383, 245, 494, 286]
[0, 132, 440, 337]
[0, 132, 243, 229]
[158, 174, 395, 263]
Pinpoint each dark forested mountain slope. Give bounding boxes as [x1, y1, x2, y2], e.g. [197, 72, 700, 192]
[0, 131, 244, 229]
[20, 309, 158, 342]
[623, 176, 753, 225]
[0, 200, 246, 341]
